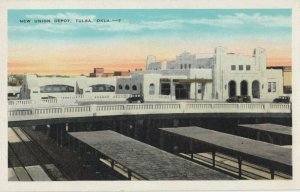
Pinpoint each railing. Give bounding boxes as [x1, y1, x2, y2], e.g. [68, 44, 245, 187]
[8, 102, 291, 122]
[145, 95, 173, 101]
[8, 94, 131, 108]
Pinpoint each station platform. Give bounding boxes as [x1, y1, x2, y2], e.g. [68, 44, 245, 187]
[159, 126, 292, 179]
[68, 130, 235, 180]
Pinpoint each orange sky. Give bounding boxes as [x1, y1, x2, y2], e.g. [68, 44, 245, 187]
[8, 38, 291, 75]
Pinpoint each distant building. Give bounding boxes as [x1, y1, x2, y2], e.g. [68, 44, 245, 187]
[102, 73, 114, 77]
[90, 68, 104, 77]
[113, 71, 130, 76]
[267, 66, 292, 94]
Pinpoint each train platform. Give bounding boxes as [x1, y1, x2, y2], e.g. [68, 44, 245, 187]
[159, 126, 292, 179]
[68, 130, 235, 180]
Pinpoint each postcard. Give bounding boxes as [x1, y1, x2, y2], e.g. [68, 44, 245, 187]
[0, 0, 299, 191]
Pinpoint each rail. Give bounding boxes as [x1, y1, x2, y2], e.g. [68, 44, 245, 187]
[8, 102, 291, 122]
[8, 95, 130, 109]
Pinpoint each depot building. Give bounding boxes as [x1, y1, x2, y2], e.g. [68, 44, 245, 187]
[20, 47, 284, 101]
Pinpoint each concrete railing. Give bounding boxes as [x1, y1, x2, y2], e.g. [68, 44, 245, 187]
[145, 95, 173, 101]
[8, 94, 131, 108]
[8, 102, 291, 122]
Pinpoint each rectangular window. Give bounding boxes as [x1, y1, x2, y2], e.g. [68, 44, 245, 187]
[239, 65, 243, 70]
[272, 82, 276, 92]
[268, 82, 272, 92]
[231, 65, 236, 70]
[246, 65, 251, 71]
[198, 83, 202, 94]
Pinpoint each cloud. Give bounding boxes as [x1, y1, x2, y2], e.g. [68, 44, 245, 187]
[25, 12, 96, 21]
[214, 13, 291, 28]
[81, 12, 292, 32]
[9, 24, 77, 33]
[8, 12, 291, 34]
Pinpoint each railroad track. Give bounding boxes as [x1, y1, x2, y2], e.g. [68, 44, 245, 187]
[8, 127, 69, 181]
[179, 152, 291, 180]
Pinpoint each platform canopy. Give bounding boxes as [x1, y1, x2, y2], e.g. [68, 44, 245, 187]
[238, 123, 291, 136]
[68, 130, 234, 180]
[160, 126, 292, 170]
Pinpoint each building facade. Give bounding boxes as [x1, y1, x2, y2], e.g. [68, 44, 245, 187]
[117, 47, 283, 101]
[20, 47, 284, 101]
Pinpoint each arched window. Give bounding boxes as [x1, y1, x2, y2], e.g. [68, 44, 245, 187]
[240, 80, 248, 96]
[125, 85, 130, 90]
[40, 84, 74, 93]
[149, 83, 155, 95]
[132, 85, 137, 90]
[252, 80, 260, 98]
[184, 64, 187, 69]
[180, 64, 183, 69]
[118, 84, 123, 90]
[90, 84, 115, 92]
[228, 80, 236, 97]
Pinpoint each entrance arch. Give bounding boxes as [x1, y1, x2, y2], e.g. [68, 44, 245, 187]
[228, 80, 236, 97]
[252, 80, 260, 98]
[240, 80, 248, 96]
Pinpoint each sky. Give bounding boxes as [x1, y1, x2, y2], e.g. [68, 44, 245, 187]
[8, 9, 291, 75]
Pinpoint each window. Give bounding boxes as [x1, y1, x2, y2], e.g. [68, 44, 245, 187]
[246, 65, 251, 71]
[189, 64, 191, 69]
[125, 85, 130, 90]
[40, 85, 74, 93]
[118, 85, 123, 89]
[180, 64, 183, 69]
[132, 85, 137, 90]
[239, 65, 243, 71]
[268, 82, 276, 92]
[272, 82, 276, 92]
[184, 64, 187, 69]
[198, 83, 202, 94]
[161, 83, 170, 95]
[231, 65, 236, 71]
[149, 83, 155, 95]
[90, 84, 115, 92]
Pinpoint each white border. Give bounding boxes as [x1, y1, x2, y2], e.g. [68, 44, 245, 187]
[0, 0, 299, 191]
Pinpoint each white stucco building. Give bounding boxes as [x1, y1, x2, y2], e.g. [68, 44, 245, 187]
[19, 47, 284, 101]
[117, 47, 283, 101]
[20, 75, 117, 100]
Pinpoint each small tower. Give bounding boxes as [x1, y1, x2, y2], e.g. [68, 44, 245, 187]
[212, 47, 227, 100]
[253, 48, 267, 71]
[146, 55, 156, 69]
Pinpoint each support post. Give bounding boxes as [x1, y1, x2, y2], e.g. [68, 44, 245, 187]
[56, 126, 59, 146]
[128, 170, 132, 180]
[212, 150, 216, 167]
[238, 156, 242, 178]
[270, 167, 275, 180]
[190, 140, 194, 160]
[111, 160, 115, 170]
[257, 131, 261, 140]
[60, 126, 64, 147]
[159, 132, 165, 150]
